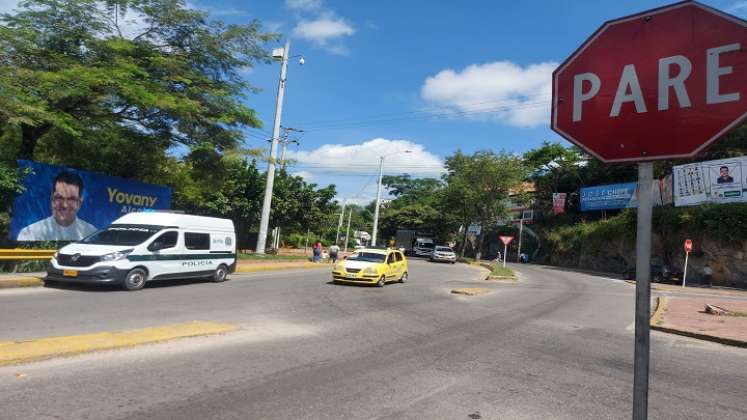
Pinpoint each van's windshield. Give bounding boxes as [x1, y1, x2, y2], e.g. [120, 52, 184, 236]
[81, 225, 163, 246]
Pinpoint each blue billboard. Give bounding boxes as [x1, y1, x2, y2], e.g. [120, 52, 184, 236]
[580, 183, 637, 211]
[10, 160, 172, 241]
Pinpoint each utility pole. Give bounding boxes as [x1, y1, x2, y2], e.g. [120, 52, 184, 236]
[516, 218, 524, 263]
[279, 126, 302, 170]
[335, 200, 346, 244]
[344, 208, 352, 253]
[371, 156, 384, 247]
[256, 40, 290, 254]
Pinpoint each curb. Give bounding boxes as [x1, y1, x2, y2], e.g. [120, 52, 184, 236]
[649, 296, 747, 349]
[451, 287, 492, 296]
[0, 276, 43, 289]
[0, 320, 237, 367]
[0, 263, 329, 290]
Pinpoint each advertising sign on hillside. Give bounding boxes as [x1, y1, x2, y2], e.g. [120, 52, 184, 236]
[11, 160, 172, 241]
[673, 157, 747, 206]
[580, 179, 671, 211]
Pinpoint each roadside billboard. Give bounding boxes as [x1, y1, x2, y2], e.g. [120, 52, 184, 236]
[674, 157, 747, 206]
[580, 180, 670, 211]
[10, 160, 172, 241]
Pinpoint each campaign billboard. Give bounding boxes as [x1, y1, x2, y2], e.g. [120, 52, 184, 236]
[580, 180, 671, 211]
[10, 160, 172, 241]
[673, 157, 747, 206]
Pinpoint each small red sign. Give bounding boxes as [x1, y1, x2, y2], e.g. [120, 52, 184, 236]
[684, 239, 693, 253]
[500, 236, 514, 246]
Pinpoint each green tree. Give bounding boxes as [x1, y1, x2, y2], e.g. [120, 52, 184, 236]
[443, 150, 527, 259]
[0, 0, 275, 161]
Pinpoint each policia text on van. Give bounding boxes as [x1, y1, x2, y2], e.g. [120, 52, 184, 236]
[45, 213, 236, 291]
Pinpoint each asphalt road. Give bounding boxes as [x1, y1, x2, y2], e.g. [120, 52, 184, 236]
[1, 261, 745, 419]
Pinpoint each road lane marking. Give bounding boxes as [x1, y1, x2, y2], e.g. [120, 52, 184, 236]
[0, 321, 237, 367]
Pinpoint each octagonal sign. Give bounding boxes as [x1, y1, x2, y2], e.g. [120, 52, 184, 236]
[552, 1, 747, 163]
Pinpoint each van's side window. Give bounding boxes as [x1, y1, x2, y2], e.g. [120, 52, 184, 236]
[185, 233, 210, 250]
[151, 231, 178, 250]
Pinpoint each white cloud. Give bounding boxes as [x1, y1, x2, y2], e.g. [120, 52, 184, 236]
[292, 11, 354, 53]
[286, 0, 322, 11]
[421, 60, 558, 128]
[290, 138, 444, 176]
[291, 170, 314, 181]
[0, 0, 19, 14]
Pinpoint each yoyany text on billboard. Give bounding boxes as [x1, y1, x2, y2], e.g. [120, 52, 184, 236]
[673, 156, 747, 206]
[11, 160, 172, 242]
[580, 180, 671, 211]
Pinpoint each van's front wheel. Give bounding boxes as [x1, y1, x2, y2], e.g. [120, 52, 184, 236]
[123, 268, 147, 291]
[213, 264, 228, 283]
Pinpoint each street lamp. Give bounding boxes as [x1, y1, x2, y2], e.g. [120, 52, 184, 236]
[371, 150, 412, 247]
[255, 41, 304, 254]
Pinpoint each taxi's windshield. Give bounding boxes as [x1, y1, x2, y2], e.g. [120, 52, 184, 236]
[81, 225, 163, 246]
[347, 252, 386, 263]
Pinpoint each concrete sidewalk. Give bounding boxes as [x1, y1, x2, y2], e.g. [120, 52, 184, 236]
[651, 296, 747, 348]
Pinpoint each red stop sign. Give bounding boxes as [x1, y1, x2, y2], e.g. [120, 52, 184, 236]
[552, 2, 747, 163]
[684, 239, 693, 252]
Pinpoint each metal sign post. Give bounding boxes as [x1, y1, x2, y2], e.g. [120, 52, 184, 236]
[683, 239, 693, 288]
[633, 162, 653, 420]
[499, 236, 514, 268]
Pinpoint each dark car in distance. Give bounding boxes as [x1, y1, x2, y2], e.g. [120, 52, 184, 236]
[622, 265, 681, 283]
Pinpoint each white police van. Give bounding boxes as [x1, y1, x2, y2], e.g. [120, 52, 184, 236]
[46, 212, 236, 291]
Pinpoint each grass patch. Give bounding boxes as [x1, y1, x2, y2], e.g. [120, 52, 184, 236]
[490, 265, 515, 278]
[238, 253, 309, 261]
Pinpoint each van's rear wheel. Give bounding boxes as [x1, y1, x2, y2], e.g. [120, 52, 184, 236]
[213, 264, 228, 283]
[123, 268, 147, 291]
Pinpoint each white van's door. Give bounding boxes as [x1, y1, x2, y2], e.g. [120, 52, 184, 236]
[145, 229, 180, 280]
[182, 231, 216, 275]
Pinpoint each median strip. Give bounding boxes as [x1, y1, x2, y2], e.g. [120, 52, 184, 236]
[0, 321, 237, 366]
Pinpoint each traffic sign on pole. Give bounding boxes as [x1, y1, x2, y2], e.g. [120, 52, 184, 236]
[552, 1, 747, 163]
[551, 2, 747, 419]
[683, 239, 693, 288]
[499, 236, 514, 268]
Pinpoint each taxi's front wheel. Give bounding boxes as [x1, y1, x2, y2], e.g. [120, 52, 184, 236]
[399, 272, 408, 283]
[377, 275, 386, 287]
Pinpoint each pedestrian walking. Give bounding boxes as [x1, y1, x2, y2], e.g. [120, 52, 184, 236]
[703, 263, 713, 287]
[329, 243, 340, 263]
[312, 241, 322, 263]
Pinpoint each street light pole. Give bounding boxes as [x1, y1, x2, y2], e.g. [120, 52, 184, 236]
[335, 200, 346, 244]
[371, 150, 411, 247]
[256, 40, 290, 254]
[371, 156, 385, 247]
[344, 207, 352, 253]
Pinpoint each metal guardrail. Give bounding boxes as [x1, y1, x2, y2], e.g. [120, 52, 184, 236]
[0, 249, 56, 261]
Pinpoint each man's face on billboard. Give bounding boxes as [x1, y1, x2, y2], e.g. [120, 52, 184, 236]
[51, 181, 82, 227]
[720, 167, 730, 178]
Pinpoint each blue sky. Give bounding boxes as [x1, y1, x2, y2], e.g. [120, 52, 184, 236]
[3, 0, 747, 204]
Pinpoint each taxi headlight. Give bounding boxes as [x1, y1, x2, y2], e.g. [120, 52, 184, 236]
[334, 263, 344, 271]
[100, 249, 133, 262]
[363, 266, 378, 275]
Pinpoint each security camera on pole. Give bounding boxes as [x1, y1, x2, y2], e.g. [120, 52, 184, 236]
[551, 2, 747, 418]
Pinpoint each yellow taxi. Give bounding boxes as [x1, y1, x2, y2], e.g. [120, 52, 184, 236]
[332, 248, 408, 287]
